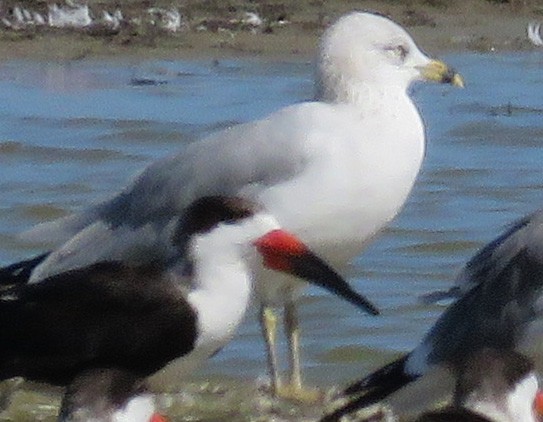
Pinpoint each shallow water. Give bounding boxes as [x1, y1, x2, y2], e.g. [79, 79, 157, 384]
[1, 52, 543, 418]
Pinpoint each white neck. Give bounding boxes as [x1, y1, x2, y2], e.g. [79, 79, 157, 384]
[188, 247, 252, 348]
[505, 374, 538, 422]
[316, 72, 410, 109]
[465, 398, 514, 422]
[112, 394, 155, 422]
[187, 214, 280, 348]
[463, 374, 538, 422]
[61, 393, 155, 422]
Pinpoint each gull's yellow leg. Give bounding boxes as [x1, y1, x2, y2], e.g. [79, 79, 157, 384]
[259, 305, 282, 395]
[286, 300, 303, 390]
[279, 301, 322, 403]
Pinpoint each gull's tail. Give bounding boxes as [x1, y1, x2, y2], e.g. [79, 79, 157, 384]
[321, 354, 417, 422]
[0, 253, 48, 286]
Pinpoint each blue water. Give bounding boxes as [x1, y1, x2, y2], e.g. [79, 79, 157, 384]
[1, 52, 543, 387]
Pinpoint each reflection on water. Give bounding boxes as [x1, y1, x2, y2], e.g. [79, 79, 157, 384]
[1, 53, 543, 390]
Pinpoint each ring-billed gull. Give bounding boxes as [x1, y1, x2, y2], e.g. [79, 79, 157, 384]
[1, 11, 463, 400]
[322, 208, 543, 420]
[0, 196, 369, 420]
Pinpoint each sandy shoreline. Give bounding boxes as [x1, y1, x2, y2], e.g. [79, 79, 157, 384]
[0, 0, 542, 61]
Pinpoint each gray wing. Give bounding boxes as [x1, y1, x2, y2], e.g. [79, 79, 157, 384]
[96, 112, 308, 228]
[23, 103, 318, 282]
[409, 209, 543, 372]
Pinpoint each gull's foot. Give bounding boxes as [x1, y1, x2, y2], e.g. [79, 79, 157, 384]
[275, 383, 324, 404]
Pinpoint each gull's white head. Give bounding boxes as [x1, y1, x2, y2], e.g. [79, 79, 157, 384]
[316, 11, 463, 103]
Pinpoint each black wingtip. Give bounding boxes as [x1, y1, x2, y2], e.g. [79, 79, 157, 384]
[344, 354, 412, 395]
[320, 354, 416, 422]
[320, 390, 390, 422]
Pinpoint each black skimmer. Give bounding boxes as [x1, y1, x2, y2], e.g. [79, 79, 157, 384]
[0, 195, 377, 420]
[3, 10, 463, 400]
[320, 208, 543, 421]
[416, 349, 540, 422]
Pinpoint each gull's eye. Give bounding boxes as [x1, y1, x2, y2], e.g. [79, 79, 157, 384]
[385, 44, 409, 61]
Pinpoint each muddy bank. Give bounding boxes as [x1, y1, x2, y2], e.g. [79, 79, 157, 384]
[0, 0, 542, 61]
